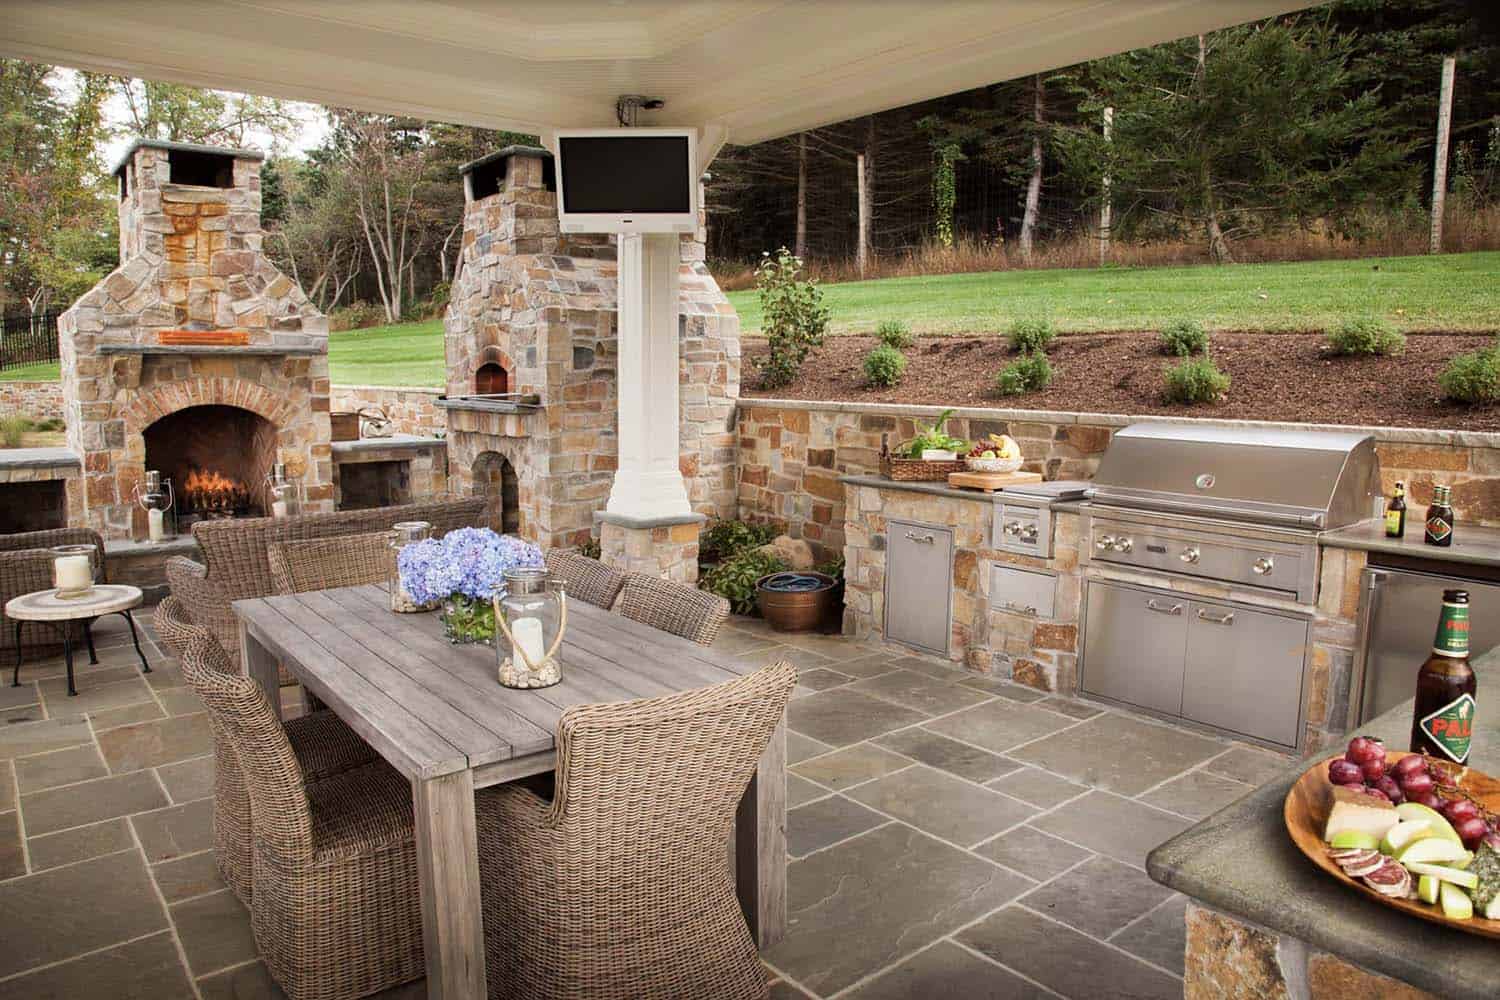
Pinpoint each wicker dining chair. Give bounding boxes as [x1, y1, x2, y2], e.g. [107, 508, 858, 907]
[159, 599, 376, 904]
[268, 531, 395, 595]
[475, 659, 796, 1000]
[543, 550, 625, 609]
[179, 632, 423, 1000]
[617, 572, 731, 646]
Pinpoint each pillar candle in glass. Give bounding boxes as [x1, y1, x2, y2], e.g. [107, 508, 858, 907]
[494, 568, 565, 689]
[265, 463, 303, 518]
[51, 544, 96, 599]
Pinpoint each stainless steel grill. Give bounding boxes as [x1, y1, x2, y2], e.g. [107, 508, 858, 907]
[1085, 423, 1380, 603]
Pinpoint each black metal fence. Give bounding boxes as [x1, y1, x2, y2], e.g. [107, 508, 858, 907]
[0, 312, 62, 372]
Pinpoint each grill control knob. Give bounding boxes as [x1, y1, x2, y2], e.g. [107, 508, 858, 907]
[1114, 536, 1133, 553]
[1252, 557, 1274, 576]
[1096, 534, 1117, 552]
[1004, 521, 1023, 536]
[1180, 546, 1201, 564]
[1021, 524, 1039, 541]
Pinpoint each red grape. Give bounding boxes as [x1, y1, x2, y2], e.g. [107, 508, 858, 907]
[1454, 816, 1489, 850]
[1346, 736, 1385, 765]
[1443, 799, 1481, 824]
[1375, 776, 1405, 804]
[1364, 785, 1391, 802]
[1414, 792, 1443, 809]
[1399, 772, 1435, 798]
[1328, 760, 1363, 785]
[1360, 758, 1387, 782]
[1392, 755, 1427, 779]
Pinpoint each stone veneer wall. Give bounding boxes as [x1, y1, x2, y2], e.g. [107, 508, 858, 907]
[329, 385, 445, 437]
[738, 399, 1500, 559]
[0, 382, 64, 421]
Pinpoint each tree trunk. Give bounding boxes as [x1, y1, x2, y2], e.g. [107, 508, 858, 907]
[857, 117, 876, 277]
[1099, 106, 1113, 266]
[1429, 54, 1457, 254]
[1195, 35, 1233, 265]
[1018, 74, 1044, 263]
[794, 132, 808, 259]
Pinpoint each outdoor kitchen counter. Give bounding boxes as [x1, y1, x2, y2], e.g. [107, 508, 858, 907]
[1322, 517, 1500, 570]
[839, 474, 1087, 511]
[1148, 647, 1498, 998]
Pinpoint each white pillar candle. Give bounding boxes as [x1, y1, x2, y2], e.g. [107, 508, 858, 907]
[510, 617, 545, 667]
[55, 554, 91, 593]
[148, 507, 164, 542]
[271, 499, 288, 518]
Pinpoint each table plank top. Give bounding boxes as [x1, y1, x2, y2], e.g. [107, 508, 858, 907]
[233, 583, 763, 781]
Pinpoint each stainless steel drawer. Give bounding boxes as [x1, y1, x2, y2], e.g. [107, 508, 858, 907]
[884, 520, 954, 656]
[990, 565, 1055, 619]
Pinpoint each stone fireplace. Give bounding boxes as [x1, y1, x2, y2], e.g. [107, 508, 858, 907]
[56, 139, 332, 540]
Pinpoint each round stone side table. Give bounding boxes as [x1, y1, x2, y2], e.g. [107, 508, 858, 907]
[6, 584, 152, 696]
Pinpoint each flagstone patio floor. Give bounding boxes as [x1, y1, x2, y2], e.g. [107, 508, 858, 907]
[0, 607, 1291, 999]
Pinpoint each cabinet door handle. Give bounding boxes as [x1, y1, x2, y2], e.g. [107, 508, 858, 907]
[1146, 599, 1184, 616]
[1003, 601, 1039, 617]
[905, 531, 935, 545]
[1197, 609, 1236, 625]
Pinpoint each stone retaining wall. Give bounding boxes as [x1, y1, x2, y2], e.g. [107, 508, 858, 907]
[0, 382, 64, 421]
[329, 385, 445, 437]
[737, 398, 1500, 560]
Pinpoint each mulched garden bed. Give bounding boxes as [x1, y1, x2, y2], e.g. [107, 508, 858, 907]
[741, 332, 1500, 431]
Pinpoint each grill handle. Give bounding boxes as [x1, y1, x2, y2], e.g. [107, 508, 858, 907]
[1196, 609, 1236, 626]
[1145, 599, 1184, 616]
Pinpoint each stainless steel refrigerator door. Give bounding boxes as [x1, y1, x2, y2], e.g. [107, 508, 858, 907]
[1357, 567, 1500, 723]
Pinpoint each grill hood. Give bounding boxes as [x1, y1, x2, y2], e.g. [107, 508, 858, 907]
[1090, 423, 1380, 530]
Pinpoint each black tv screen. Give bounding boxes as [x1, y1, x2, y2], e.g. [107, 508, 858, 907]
[558, 135, 692, 215]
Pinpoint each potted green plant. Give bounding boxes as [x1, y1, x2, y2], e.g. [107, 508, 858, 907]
[903, 408, 968, 460]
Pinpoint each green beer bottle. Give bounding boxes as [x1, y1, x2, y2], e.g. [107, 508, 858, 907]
[1411, 589, 1476, 765]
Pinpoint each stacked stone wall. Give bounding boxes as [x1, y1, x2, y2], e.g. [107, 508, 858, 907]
[329, 385, 445, 437]
[0, 382, 64, 421]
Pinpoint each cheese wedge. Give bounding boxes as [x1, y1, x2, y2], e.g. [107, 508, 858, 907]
[1323, 785, 1399, 844]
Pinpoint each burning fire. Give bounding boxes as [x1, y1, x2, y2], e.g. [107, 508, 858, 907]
[183, 468, 250, 514]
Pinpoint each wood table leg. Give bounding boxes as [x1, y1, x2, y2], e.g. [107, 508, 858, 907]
[736, 716, 787, 948]
[413, 770, 487, 999]
[238, 622, 282, 720]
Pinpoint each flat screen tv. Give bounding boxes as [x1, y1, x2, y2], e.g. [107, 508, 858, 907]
[553, 128, 697, 234]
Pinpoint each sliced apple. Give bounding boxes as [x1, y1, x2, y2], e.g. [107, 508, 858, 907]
[1396, 837, 1469, 867]
[1418, 874, 1441, 905]
[1329, 830, 1381, 851]
[1405, 862, 1480, 890]
[1394, 802, 1463, 844]
[1380, 820, 1432, 856]
[1440, 881, 1474, 920]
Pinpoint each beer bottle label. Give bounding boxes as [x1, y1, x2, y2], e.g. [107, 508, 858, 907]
[1432, 599, 1470, 657]
[1417, 692, 1476, 764]
[1384, 509, 1402, 534]
[1426, 515, 1452, 543]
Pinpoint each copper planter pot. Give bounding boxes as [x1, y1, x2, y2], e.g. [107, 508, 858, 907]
[756, 571, 839, 633]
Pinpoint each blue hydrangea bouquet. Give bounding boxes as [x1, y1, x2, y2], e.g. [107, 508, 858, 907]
[396, 527, 544, 644]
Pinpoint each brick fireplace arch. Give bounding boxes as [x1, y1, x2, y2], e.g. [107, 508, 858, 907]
[121, 377, 299, 436]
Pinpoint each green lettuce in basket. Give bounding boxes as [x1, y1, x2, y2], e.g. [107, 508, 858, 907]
[902, 408, 968, 458]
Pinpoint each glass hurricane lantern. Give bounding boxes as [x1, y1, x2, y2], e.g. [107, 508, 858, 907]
[494, 567, 566, 689]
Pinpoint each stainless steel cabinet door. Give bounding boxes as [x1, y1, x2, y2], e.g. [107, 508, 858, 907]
[1080, 581, 1189, 716]
[1182, 600, 1308, 748]
[884, 520, 954, 655]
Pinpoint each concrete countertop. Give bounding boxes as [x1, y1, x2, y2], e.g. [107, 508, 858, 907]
[1322, 518, 1500, 570]
[330, 434, 446, 454]
[1148, 648, 1498, 998]
[0, 447, 80, 469]
[840, 474, 1088, 512]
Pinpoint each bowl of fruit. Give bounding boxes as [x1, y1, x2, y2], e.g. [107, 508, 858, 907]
[966, 434, 1024, 473]
[1284, 733, 1500, 936]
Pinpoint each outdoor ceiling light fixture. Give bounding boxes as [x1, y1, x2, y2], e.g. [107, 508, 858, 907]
[615, 94, 665, 127]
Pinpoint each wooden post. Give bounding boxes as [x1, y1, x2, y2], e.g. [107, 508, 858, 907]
[856, 152, 870, 279]
[1429, 54, 1457, 254]
[1100, 106, 1113, 267]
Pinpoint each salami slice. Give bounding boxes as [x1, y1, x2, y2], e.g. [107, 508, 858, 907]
[1339, 852, 1388, 878]
[1362, 860, 1412, 897]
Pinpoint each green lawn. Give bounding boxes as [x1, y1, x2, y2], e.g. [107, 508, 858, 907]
[727, 251, 1500, 336]
[5, 252, 1497, 386]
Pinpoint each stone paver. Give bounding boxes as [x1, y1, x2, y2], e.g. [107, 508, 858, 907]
[0, 610, 1289, 998]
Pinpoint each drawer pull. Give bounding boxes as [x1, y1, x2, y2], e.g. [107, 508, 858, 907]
[904, 531, 936, 545]
[1003, 601, 1039, 617]
[1197, 609, 1236, 626]
[1146, 599, 1184, 616]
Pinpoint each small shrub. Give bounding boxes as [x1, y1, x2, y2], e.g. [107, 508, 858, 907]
[1164, 357, 1231, 404]
[875, 319, 913, 350]
[1160, 318, 1209, 356]
[815, 554, 845, 582]
[755, 247, 830, 389]
[863, 345, 907, 387]
[699, 520, 777, 565]
[701, 548, 790, 616]
[1439, 347, 1500, 404]
[1326, 317, 1406, 356]
[32, 416, 63, 432]
[328, 300, 387, 331]
[1007, 317, 1056, 354]
[0, 415, 28, 448]
[996, 352, 1053, 396]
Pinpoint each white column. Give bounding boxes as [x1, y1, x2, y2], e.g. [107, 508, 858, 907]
[607, 232, 692, 520]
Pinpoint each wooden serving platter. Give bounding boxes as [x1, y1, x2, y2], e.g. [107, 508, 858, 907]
[947, 470, 1044, 492]
[1284, 750, 1500, 938]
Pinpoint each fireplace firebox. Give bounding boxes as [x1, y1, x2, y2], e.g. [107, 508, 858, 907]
[143, 404, 279, 526]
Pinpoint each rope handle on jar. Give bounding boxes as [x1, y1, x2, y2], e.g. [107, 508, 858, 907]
[492, 589, 568, 671]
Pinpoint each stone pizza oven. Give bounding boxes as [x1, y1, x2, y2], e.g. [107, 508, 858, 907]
[57, 139, 332, 540]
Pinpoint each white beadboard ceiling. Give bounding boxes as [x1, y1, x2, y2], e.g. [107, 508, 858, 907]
[2, 0, 1308, 146]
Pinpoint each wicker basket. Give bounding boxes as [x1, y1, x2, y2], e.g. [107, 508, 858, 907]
[330, 411, 360, 442]
[881, 455, 966, 481]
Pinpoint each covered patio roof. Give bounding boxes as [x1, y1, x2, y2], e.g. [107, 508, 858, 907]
[6, 1, 1305, 148]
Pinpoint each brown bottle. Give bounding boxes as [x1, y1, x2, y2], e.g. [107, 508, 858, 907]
[1384, 481, 1406, 538]
[1410, 589, 1476, 766]
[1424, 484, 1454, 547]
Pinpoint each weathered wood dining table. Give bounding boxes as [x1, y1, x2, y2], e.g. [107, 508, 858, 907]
[232, 583, 787, 1000]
